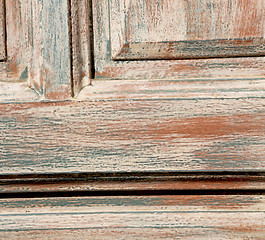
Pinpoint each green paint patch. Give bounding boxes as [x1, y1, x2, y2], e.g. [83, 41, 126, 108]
[19, 67, 28, 80]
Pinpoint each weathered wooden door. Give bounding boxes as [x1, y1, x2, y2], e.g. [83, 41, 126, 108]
[1, 0, 265, 238]
[90, 0, 265, 81]
[111, 0, 265, 60]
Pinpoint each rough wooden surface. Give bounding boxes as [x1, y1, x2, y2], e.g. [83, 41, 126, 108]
[0, 0, 5, 61]
[0, 0, 30, 82]
[92, 0, 265, 81]
[1, 92, 264, 174]
[0, 0, 71, 101]
[0, 82, 38, 103]
[111, 0, 265, 60]
[70, 0, 92, 95]
[77, 78, 265, 100]
[0, 2, 264, 237]
[1, 195, 265, 239]
[114, 39, 265, 60]
[27, 0, 71, 100]
[111, 0, 265, 50]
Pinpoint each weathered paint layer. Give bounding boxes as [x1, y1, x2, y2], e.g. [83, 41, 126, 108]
[0, 0, 71, 101]
[0, 98, 264, 174]
[0, 196, 265, 239]
[90, 0, 265, 83]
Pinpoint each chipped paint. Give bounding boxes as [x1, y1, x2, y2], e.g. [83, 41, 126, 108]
[1, 98, 265, 174]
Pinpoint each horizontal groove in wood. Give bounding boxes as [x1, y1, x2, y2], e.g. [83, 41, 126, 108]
[1, 171, 265, 182]
[0, 189, 265, 199]
[1, 172, 264, 195]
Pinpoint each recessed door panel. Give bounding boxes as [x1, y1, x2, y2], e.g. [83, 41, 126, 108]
[110, 0, 265, 60]
[93, 0, 265, 80]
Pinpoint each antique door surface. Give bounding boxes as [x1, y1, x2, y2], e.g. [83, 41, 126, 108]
[111, 0, 265, 60]
[1, 0, 265, 238]
[92, 0, 265, 81]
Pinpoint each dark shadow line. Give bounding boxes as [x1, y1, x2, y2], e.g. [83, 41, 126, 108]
[113, 53, 265, 62]
[67, 0, 74, 97]
[88, 0, 95, 80]
[3, 0, 7, 60]
[1, 171, 265, 184]
[0, 189, 265, 199]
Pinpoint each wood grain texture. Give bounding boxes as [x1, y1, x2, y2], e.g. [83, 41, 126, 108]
[0, 94, 264, 174]
[1, 196, 265, 239]
[111, 0, 265, 60]
[111, 0, 265, 47]
[0, 0, 30, 82]
[114, 39, 265, 60]
[0, 0, 5, 60]
[93, 0, 265, 81]
[77, 78, 265, 100]
[70, 0, 92, 95]
[0, 82, 38, 103]
[27, 0, 71, 100]
[0, 0, 71, 101]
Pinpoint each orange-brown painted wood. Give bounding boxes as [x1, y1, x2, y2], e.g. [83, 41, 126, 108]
[1, 179, 265, 195]
[0, 0, 28, 82]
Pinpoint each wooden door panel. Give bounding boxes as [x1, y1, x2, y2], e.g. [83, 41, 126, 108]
[0, 0, 71, 102]
[0, 3, 264, 237]
[111, 0, 265, 60]
[0, 0, 6, 60]
[93, 0, 265, 81]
